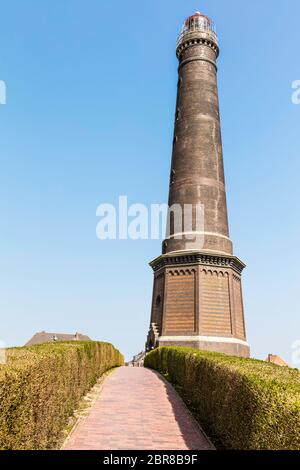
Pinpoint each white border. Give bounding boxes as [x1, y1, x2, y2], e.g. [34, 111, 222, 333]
[159, 335, 249, 347]
[169, 231, 232, 242]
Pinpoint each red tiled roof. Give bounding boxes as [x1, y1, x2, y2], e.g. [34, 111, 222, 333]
[265, 354, 288, 367]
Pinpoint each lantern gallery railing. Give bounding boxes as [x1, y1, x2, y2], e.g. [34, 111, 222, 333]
[176, 13, 218, 48]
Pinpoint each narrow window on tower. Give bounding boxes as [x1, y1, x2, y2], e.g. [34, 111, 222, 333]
[169, 210, 174, 235]
[175, 108, 180, 121]
[170, 169, 176, 185]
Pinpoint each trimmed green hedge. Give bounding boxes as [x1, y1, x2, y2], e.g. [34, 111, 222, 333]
[0, 341, 123, 449]
[144, 347, 300, 450]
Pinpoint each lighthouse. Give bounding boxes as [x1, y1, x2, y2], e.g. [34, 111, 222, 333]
[146, 12, 250, 357]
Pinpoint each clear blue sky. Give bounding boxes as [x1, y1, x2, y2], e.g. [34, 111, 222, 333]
[0, 0, 299, 363]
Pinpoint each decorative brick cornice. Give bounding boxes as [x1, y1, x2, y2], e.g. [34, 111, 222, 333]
[176, 36, 219, 60]
[150, 251, 245, 275]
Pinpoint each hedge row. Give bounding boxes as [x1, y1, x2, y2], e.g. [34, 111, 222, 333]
[144, 347, 300, 450]
[0, 341, 124, 449]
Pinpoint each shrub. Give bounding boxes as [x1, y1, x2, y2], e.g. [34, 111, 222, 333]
[0, 341, 123, 449]
[144, 346, 300, 450]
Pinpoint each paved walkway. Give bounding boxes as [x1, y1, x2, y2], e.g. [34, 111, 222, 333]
[64, 367, 213, 450]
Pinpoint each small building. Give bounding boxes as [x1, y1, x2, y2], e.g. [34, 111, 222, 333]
[25, 331, 92, 346]
[127, 351, 145, 367]
[265, 354, 288, 367]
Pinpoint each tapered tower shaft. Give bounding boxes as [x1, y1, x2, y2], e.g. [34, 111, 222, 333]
[164, 12, 231, 255]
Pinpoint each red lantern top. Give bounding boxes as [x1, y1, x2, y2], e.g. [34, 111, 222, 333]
[184, 11, 212, 27]
[177, 10, 217, 45]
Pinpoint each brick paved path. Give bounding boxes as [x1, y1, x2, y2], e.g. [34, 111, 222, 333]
[64, 366, 213, 450]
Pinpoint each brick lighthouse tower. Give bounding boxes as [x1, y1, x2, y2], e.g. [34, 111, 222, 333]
[146, 11, 250, 357]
